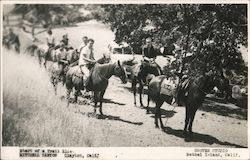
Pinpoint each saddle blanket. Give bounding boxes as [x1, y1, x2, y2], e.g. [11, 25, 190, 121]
[160, 78, 177, 96]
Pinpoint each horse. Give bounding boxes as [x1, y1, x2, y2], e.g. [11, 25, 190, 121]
[65, 60, 127, 116]
[49, 54, 111, 95]
[147, 74, 178, 129]
[214, 73, 232, 102]
[147, 71, 226, 133]
[3, 35, 20, 53]
[177, 71, 227, 136]
[123, 59, 162, 107]
[25, 44, 48, 66]
[26, 44, 78, 68]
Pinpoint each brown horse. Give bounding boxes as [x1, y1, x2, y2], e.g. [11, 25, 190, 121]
[49, 54, 111, 95]
[147, 75, 178, 128]
[123, 59, 162, 107]
[65, 60, 127, 115]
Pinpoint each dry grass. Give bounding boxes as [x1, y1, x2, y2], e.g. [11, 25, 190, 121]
[2, 49, 96, 147]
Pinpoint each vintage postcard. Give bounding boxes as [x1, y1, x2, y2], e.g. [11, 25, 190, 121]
[1, 0, 249, 159]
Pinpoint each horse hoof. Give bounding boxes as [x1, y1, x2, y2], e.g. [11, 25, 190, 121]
[146, 111, 150, 114]
[160, 126, 165, 130]
[155, 125, 159, 128]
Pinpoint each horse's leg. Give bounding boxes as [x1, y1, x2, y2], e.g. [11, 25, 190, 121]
[93, 91, 98, 114]
[146, 94, 150, 114]
[158, 100, 165, 129]
[66, 88, 72, 107]
[99, 90, 106, 115]
[132, 77, 137, 106]
[184, 105, 191, 135]
[37, 51, 42, 67]
[139, 82, 144, 107]
[154, 105, 160, 128]
[53, 79, 58, 95]
[44, 51, 48, 68]
[188, 106, 198, 134]
[74, 89, 80, 103]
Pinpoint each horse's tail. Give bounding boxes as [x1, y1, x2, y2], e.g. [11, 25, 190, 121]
[25, 44, 38, 56]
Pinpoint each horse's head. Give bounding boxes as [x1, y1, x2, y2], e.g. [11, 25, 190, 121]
[202, 70, 229, 95]
[114, 60, 128, 84]
[212, 72, 231, 97]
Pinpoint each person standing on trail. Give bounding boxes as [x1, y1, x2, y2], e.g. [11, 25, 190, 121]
[79, 39, 96, 88]
[77, 36, 88, 53]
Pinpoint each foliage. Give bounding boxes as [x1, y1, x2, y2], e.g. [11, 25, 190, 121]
[11, 4, 84, 25]
[97, 4, 247, 85]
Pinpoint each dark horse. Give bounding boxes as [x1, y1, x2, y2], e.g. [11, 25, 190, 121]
[123, 59, 162, 107]
[65, 60, 127, 115]
[3, 34, 20, 53]
[178, 71, 227, 136]
[147, 71, 227, 134]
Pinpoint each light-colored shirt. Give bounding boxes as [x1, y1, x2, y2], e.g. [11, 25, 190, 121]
[77, 43, 87, 53]
[46, 34, 55, 44]
[79, 46, 94, 66]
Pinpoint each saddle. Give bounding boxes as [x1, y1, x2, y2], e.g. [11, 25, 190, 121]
[72, 66, 84, 78]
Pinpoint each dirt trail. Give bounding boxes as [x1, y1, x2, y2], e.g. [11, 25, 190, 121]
[2, 21, 247, 148]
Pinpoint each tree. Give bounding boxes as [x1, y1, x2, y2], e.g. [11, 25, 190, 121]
[97, 4, 247, 85]
[11, 4, 83, 41]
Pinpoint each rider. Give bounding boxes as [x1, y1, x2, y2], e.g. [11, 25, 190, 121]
[60, 34, 73, 51]
[142, 37, 158, 61]
[141, 37, 162, 83]
[77, 36, 88, 54]
[79, 38, 96, 89]
[6, 28, 20, 53]
[46, 28, 56, 49]
[44, 28, 56, 66]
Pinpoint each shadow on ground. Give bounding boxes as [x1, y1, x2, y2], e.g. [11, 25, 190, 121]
[163, 126, 246, 148]
[202, 99, 247, 120]
[138, 106, 176, 119]
[79, 112, 143, 126]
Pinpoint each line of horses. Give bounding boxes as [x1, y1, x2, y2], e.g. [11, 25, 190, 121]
[5, 41, 230, 139]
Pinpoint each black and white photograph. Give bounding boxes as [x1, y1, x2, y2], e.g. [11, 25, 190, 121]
[1, 1, 249, 159]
